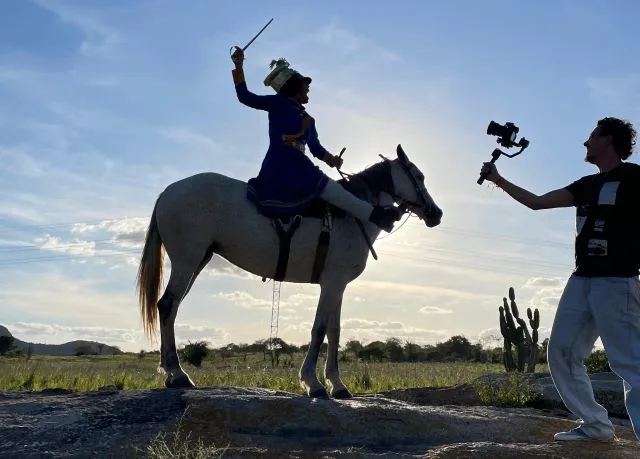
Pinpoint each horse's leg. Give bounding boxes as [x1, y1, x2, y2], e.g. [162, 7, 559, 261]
[157, 262, 199, 388]
[323, 283, 352, 399]
[299, 280, 347, 398]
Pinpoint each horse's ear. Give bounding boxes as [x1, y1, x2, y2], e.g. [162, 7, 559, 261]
[397, 144, 409, 164]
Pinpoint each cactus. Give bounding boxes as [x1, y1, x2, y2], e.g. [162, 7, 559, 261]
[498, 287, 540, 373]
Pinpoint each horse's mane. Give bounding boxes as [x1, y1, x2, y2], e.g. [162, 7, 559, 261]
[337, 158, 392, 202]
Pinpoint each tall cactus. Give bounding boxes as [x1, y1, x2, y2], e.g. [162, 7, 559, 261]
[498, 287, 540, 373]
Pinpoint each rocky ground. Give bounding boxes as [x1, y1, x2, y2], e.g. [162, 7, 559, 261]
[0, 373, 636, 458]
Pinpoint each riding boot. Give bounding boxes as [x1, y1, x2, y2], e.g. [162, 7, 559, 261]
[368, 206, 402, 232]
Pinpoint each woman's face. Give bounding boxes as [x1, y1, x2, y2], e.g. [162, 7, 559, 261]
[296, 82, 309, 104]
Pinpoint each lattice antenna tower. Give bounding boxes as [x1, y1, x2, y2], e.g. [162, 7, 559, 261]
[269, 281, 281, 349]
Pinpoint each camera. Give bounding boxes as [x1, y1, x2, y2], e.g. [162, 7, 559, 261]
[487, 121, 529, 149]
[477, 120, 531, 185]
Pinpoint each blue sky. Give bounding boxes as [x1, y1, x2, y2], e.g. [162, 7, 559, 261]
[1, 0, 639, 352]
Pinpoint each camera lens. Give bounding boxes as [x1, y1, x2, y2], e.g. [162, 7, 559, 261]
[487, 121, 505, 137]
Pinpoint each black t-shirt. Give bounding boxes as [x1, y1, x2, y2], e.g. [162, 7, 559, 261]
[565, 162, 640, 277]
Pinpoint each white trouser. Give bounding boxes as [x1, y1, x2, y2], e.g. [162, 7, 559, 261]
[320, 179, 374, 221]
[547, 274, 640, 440]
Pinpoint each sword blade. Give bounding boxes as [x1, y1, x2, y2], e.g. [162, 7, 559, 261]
[242, 18, 274, 51]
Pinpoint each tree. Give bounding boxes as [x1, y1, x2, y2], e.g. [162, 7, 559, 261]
[344, 340, 363, 356]
[385, 337, 405, 362]
[0, 336, 15, 356]
[436, 335, 475, 361]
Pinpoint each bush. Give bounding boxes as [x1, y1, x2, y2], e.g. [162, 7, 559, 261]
[584, 350, 611, 374]
[179, 341, 210, 367]
[0, 336, 15, 356]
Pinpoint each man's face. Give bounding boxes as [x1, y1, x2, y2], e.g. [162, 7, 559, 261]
[583, 126, 611, 164]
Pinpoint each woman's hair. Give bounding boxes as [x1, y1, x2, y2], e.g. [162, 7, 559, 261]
[278, 74, 306, 98]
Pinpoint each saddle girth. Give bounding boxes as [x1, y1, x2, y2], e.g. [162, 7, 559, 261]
[271, 215, 302, 282]
[262, 207, 333, 284]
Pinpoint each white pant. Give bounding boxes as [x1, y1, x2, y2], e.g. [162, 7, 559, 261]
[547, 274, 640, 439]
[320, 179, 374, 222]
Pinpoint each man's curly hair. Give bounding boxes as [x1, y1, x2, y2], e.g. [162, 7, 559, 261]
[597, 117, 637, 160]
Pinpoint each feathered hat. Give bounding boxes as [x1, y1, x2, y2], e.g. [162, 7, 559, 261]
[263, 58, 311, 92]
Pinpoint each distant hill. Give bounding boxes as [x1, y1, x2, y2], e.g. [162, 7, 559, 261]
[0, 325, 123, 356]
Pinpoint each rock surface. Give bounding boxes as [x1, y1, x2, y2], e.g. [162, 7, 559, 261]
[0, 385, 637, 458]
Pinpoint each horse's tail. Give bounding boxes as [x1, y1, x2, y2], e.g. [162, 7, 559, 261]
[136, 196, 164, 344]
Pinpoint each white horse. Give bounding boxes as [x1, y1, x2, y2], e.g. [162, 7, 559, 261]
[136, 144, 443, 399]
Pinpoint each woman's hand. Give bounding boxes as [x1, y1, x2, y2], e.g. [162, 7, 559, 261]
[231, 47, 244, 70]
[324, 153, 343, 169]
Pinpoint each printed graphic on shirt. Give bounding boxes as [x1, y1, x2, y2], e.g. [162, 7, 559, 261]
[576, 205, 588, 236]
[593, 219, 605, 232]
[587, 239, 608, 256]
[598, 181, 620, 205]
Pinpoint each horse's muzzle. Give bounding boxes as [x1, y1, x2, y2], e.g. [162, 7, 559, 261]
[424, 207, 443, 228]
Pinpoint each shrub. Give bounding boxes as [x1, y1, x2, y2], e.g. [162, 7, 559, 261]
[179, 341, 210, 367]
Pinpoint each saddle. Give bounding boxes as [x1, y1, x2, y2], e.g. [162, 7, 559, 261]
[261, 201, 333, 284]
[256, 178, 369, 284]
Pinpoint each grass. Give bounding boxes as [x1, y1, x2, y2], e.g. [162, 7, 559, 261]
[0, 352, 548, 398]
[0, 353, 551, 458]
[139, 411, 228, 459]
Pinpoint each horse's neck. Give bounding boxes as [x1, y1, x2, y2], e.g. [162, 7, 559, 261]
[376, 192, 395, 208]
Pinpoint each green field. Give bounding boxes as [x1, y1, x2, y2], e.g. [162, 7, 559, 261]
[0, 352, 549, 400]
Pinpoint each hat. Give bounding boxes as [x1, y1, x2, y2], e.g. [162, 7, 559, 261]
[263, 58, 311, 92]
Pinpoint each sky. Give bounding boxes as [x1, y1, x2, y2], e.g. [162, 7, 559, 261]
[1, 0, 639, 353]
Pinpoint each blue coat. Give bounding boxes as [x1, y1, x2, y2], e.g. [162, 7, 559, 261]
[235, 81, 330, 218]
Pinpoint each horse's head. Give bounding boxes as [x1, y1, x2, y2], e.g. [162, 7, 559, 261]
[386, 144, 443, 228]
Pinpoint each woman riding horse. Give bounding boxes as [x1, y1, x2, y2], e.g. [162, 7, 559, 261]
[231, 48, 402, 232]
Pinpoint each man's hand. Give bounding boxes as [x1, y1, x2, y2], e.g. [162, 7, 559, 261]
[480, 162, 501, 184]
[324, 153, 343, 169]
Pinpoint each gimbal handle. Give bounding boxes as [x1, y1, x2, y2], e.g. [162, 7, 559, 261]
[477, 149, 502, 185]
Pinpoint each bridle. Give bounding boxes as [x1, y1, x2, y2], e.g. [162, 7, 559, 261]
[336, 153, 436, 256]
[340, 155, 434, 219]
[379, 154, 435, 219]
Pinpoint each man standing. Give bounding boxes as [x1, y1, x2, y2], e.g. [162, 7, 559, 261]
[480, 117, 639, 441]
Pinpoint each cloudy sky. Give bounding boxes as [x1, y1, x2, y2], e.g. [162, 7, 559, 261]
[1, 0, 639, 352]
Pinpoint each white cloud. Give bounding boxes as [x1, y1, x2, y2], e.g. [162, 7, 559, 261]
[35, 234, 97, 256]
[213, 291, 272, 310]
[71, 217, 149, 236]
[32, 0, 121, 58]
[419, 305, 453, 315]
[212, 290, 319, 311]
[0, 271, 134, 322]
[350, 279, 495, 304]
[174, 324, 229, 347]
[160, 127, 218, 150]
[8, 322, 138, 344]
[309, 21, 401, 63]
[0, 146, 46, 177]
[341, 317, 451, 345]
[3, 321, 228, 350]
[522, 276, 568, 311]
[523, 276, 567, 289]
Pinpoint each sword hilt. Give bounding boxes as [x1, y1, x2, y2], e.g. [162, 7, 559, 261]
[230, 46, 243, 63]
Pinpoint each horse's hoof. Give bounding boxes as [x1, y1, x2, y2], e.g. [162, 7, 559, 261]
[332, 388, 353, 400]
[165, 374, 196, 389]
[309, 387, 330, 399]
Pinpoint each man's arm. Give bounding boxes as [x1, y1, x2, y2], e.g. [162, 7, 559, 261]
[497, 176, 575, 210]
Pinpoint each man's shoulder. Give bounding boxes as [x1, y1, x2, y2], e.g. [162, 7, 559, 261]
[620, 161, 640, 175]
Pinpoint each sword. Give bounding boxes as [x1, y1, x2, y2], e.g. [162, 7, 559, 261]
[230, 18, 274, 62]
